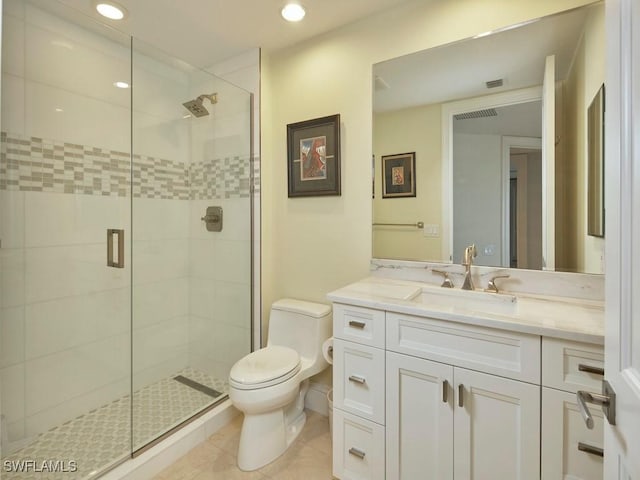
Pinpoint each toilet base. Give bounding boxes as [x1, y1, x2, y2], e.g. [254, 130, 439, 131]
[237, 380, 309, 471]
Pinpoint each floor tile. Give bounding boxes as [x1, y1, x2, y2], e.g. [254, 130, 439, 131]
[259, 441, 333, 480]
[154, 409, 334, 480]
[205, 414, 243, 456]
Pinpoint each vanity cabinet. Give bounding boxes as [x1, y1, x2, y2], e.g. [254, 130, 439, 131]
[541, 338, 605, 480]
[385, 315, 540, 480]
[331, 303, 603, 480]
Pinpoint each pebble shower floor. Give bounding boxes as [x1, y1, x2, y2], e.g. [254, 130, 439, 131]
[2, 368, 228, 479]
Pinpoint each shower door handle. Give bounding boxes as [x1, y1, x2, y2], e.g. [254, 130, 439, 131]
[107, 229, 125, 268]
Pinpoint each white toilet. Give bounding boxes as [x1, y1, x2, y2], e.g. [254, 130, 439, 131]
[229, 298, 332, 471]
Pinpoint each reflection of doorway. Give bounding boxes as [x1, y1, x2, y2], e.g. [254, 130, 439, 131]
[508, 146, 543, 269]
[451, 101, 542, 267]
[510, 177, 517, 267]
[444, 87, 550, 268]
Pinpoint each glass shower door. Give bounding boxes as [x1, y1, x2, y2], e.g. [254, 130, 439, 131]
[131, 39, 253, 451]
[0, 1, 132, 477]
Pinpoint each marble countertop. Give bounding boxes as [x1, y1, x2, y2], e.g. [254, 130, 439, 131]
[327, 277, 604, 345]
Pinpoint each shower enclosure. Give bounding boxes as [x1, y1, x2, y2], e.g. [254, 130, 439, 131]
[0, 1, 253, 477]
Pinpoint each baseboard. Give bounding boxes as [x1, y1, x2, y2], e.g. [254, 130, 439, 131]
[304, 382, 330, 416]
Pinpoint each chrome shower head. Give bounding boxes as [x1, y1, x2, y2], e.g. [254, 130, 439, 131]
[182, 93, 218, 118]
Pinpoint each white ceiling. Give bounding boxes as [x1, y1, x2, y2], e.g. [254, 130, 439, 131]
[373, 4, 599, 112]
[35, 0, 415, 68]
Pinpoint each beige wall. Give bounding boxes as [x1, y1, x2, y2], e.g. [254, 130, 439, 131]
[261, 0, 595, 386]
[560, 2, 605, 273]
[372, 104, 442, 261]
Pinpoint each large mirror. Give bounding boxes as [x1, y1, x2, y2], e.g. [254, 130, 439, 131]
[372, 2, 605, 274]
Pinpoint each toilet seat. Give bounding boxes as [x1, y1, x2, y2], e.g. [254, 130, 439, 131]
[229, 346, 301, 390]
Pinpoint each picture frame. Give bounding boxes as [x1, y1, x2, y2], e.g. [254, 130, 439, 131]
[287, 114, 341, 197]
[587, 84, 605, 237]
[382, 152, 416, 198]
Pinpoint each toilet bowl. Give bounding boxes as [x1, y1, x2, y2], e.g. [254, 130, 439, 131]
[229, 299, 332, 471]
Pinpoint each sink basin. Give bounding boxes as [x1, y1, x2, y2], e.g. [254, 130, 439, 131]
[346, 281, 422, 300]
[412, 285, 517, 315]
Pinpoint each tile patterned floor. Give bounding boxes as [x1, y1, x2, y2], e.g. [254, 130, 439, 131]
[2, 368, 228, 480]
[153, 410, 334, 480]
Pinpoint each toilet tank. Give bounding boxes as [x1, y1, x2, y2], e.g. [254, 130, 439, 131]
[267, 299, 332, 362]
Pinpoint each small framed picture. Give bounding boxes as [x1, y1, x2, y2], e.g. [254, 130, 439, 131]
[382, 152, 416, 198]
[287, 114, 341, 197]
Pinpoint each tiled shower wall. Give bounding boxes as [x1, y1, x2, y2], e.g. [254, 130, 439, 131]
[0, 0, 255, 451]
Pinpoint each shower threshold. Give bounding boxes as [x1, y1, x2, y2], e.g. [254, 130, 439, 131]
[2, 367, 228, 480]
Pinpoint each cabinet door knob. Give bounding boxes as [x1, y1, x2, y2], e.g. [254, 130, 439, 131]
[442, 380, 449, 403]
[458, 384, 464, 407]
[348, 447, 366, 459]
[348, 320, 366, 329]
[349, 375, 366, 385]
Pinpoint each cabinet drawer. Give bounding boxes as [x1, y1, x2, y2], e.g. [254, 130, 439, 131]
[542, 338, 604, 393]
[333, 303, 385, 348]
[333, 409, 385, 480]
[334, 339, 385, 424]
[386, 312, 541, 383]
[542, 387, 604, 480]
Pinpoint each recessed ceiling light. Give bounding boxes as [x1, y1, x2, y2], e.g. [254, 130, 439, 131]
[55, 107, 64, 112]
[114, 81, 129, 89]
[95, 2, 127, 20]
[281, 3, 305, 22]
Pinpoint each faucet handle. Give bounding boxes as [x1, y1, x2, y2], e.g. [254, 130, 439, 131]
[485, 274, 510, 293]
[433, 269, 454, 288]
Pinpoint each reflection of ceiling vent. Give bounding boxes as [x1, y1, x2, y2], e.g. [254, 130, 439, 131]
[486, 78, 504, 88]
[454, 108, 498, 120]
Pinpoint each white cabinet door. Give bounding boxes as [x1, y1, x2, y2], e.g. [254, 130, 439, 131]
[386, 352, 453, 480]
[542, 387, 604, 480]
[454, 368, 540, 480]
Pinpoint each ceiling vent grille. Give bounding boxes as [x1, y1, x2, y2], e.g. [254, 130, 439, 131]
[486, 79, 504, 88]
[454, 108, 498, 120]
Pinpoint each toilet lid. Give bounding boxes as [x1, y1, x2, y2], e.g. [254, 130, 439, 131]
[229, 346, 301, 386]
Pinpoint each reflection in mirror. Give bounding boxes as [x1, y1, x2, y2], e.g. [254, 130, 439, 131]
[372, 2, 604, 274]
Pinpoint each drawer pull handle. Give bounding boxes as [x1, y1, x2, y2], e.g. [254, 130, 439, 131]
[578, 442, 604, 457]
[442, 380, 449, 403]
[458, 384, 464, 407]
[349, 447, 366, 459]
[349, 375, 367, 385]
[578, 364, 605, 376]
[349, 320, 366, 329]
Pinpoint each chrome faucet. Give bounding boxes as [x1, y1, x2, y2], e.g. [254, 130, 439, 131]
[461, 244, 477, 290]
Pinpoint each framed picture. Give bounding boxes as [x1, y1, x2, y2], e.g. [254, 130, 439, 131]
[587, 84, 605, 237]
[287, 114, 341, 197]
[382, 152, 416, 198]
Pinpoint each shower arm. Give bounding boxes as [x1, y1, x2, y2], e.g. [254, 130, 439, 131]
[197, 93, 218, 105]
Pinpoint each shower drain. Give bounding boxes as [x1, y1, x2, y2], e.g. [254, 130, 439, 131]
[173, 375, 222, 398]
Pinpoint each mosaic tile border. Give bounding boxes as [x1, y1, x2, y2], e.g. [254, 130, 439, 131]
[0, 132, 257, 200]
